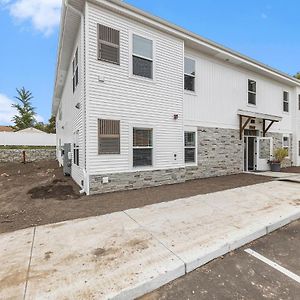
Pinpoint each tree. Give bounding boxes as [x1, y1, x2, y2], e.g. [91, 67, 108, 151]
[11, 87, 36, 131]
[295, 72, 300, 80]
[45, 116, 56, 133]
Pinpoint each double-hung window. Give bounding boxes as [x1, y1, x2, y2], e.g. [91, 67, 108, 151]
[184, 58, 196, 92]
[132, 34, 153, 79]
[72, 48, 79, 93]
[73, 131, 79, 166]
[248, 79, 256, 105]
[184, 131, 196, 163]
[98, 119, 120, 154]
[133, 128, 153, 167]
[283, 135, 290, 157]
[283, 91, 289, 112]
[98, 24, 120, 64]
[298, 95, 300, 110]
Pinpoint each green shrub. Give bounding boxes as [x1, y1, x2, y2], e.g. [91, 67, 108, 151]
[273, 148, 288, 163]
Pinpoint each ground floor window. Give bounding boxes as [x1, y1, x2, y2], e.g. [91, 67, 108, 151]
[184, 131, 196, 163]
[133, 128, 153, 167]
[73, 131, 79, 166]
[282, 135, 290, 157]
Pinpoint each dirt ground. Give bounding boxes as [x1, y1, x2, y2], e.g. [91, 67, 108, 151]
[0, 160, 273, 234]
[281, 166, 300, 173]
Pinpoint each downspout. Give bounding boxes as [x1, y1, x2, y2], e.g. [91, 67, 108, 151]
[64, 0, 89, 195]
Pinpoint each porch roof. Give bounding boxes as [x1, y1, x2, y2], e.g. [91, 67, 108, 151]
[237, 109, 282, 122]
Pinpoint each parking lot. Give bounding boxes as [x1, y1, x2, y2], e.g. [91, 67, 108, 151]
[141, 220, 300, 300]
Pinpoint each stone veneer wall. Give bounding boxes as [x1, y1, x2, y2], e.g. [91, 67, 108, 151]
[186, 127, 243, 180]
[0, 148, 56, 163]
[266, 132, 293, 168]
[89, 126, 244, 194]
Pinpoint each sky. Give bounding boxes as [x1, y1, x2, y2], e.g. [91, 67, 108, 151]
[0, 0, 299, 125]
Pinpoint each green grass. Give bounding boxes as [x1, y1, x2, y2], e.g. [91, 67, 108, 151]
[0, 145, 56, 150]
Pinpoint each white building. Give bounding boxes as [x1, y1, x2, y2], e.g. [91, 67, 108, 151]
[53, 0, 300, 194]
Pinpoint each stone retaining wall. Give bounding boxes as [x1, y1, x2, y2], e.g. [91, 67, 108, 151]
[0, 148, 56, 163]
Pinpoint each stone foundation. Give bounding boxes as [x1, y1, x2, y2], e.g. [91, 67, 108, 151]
[89, 168, 186, 194]
[0, 148, 56, 163]
[89, 127, 244, 194]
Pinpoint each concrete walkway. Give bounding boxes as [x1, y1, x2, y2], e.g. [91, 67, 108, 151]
[1, 181, 300, 300]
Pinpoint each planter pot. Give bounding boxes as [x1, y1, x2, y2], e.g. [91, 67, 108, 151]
[270, 162, 281, 172]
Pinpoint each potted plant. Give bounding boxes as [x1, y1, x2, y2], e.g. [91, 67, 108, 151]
[269, 148, 288, 172]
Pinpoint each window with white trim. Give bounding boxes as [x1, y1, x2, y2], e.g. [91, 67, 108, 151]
[184, 58, 196, 92]
[298, 94, 300, 110]
[133, 128, 153, 167]
[132, 34, 153, 79]
[184, 131, 196, 163]
[98, 24, 120, 65]
[72, 48, 79, 93]
[282, 135, 290, 157]
[73, 131, 79, 166]
[248, 79, 256, 105]
[283, 91, 289, 112]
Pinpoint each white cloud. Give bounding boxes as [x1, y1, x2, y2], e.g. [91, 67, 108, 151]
[0, 93, 17, 125]
[261, 13, 268, 19]
[1, 0, 61, 36]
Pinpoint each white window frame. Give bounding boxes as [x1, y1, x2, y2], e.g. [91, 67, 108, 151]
[184, 56, 196, 93]
[129, 31, 156, 82]
[283, 91, 289, 113]
[247, 79, 256, 106]
[282, 134, 290, 158]
[132, 127, 153, 168]
[72, 47, 79, 93]
[73, 130, 80, 166]
[184, 128, 197, 166]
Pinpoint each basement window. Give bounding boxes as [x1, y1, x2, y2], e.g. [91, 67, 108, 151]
[184, 131, 196, 163]
[132, 34, 153, 79]
[133, 128, 153, 167]
[248, 79, 256, 105]
[184, 58, 196, 92]
[98, 119, 120, 154]
[72, 48, 79, 93]
[98, 24, 120, 65]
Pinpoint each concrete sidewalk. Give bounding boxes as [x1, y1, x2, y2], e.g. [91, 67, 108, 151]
[1, 181, 300, 299]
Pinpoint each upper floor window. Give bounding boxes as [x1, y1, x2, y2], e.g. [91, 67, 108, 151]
[283, 91, 289, 112]
[248, 79, 256, 105]
[298, 95, 300, 110]
[184, 58, 196, 92]
[98, 24, 120, 65]
[98, 119, 120, 154]
[72, 48, 79, 93]
[132, 34, 153, 79]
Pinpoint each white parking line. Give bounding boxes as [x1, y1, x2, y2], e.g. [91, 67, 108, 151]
[245, 248, 300, 284]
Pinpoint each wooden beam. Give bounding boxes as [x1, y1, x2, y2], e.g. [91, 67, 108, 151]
[263, 120, 275, 136]
[239, 115, 252, 140]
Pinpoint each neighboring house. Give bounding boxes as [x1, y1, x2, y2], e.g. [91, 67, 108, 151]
[0, 126, 13, 132]
[53, 0, 300, 195]
[17, 127, 46, 134]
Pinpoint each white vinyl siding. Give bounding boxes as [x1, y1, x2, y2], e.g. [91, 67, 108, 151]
[86, 2, 184, 174]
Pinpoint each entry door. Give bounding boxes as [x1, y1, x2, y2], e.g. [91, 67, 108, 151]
[256, 137, 273, 171]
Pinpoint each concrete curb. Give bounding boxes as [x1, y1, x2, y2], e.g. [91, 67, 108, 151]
[129, 212, 300, 299]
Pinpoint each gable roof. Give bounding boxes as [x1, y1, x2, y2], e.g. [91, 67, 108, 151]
[53, 0, 300, 114]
